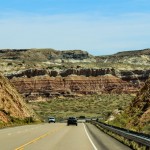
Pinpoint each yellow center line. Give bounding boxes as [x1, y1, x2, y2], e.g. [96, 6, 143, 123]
[15, 125, 64, 150]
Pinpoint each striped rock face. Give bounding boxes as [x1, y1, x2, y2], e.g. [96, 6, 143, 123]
[10, 74, 140, 100]
[0, 73, 37, 123]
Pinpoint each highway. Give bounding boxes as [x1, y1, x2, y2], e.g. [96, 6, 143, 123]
[0, 123, 131, 150]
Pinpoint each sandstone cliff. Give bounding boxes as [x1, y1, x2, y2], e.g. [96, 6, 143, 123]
[0, 73, 37, 124]
[5, 68, 146, 98]
[10, 74, 138, 99]
[6, 68, 150, 83]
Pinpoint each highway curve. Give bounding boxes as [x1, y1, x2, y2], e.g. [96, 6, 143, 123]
[0, 123, 131, 150]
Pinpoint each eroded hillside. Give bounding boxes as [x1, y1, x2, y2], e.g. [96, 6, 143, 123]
[0, 73, 38, 126]
[10, 74, 138, 99]
[0, 48, 149, 99]
[110, 78, 150, 133]
[96, 48, 150, 68]
[1, 48, 150, 76]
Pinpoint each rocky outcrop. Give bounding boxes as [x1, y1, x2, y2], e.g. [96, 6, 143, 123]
[60, 68, 116, 77]
[110, 78, 150, 133]
[0, 73, 37, 123]
[5, 68, 148, 99]
[10, 75, 139, 99]
[6, 68, 150, 79]
[126, 78, 150, 132]
[6, 68, 116, 78]
[7, 69, 50, 78]
[6, 68, 149, 88]
[118, 70, 150, 85]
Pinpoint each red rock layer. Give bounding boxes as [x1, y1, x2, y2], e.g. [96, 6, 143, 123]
[10, 75, 139, 99]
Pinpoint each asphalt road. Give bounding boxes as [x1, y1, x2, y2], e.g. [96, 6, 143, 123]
[0, 123, 131, 150]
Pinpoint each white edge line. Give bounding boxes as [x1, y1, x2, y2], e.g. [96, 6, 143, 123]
[83, 123, 98, 150]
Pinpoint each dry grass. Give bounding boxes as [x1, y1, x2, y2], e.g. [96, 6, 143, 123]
[30, 94, 134, 122]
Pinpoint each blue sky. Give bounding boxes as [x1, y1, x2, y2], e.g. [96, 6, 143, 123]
[0, 0, 150, 55]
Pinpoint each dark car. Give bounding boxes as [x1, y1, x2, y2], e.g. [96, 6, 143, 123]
[67, 117, 78, 126]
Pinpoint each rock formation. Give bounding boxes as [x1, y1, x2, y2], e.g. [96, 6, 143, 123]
[0, 73, 37, 123]
[6, 68, 150, 82]
[110, 77, 150, 133]
[126, 78, 150, 132]
[10, 74, 138, 99]
[5, 68, 147, 99]
[1, 48, 150, 99]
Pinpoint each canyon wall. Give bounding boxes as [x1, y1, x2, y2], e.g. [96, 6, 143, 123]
[10, 74, 139, 99]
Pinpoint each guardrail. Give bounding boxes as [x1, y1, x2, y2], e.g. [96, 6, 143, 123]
[91, 121, 150, 148]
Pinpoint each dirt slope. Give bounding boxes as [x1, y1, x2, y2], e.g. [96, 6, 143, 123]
[0, 73, 38, 124]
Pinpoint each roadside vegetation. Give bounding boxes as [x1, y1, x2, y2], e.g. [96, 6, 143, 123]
[30, 94, 134, 122]
[0, 116, 38, 128]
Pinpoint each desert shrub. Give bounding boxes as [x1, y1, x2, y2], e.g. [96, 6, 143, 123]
[30, 94, 134, 122]
[24, 117, 34, 123]
[7, 62, 13, 66]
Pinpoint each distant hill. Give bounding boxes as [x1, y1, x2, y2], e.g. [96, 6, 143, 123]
[96, 48, 150, 66]
[0, 73, 39, 126]
[0, 48, 96, 75]
[114, 48, 150, 56]
[0, 48, 149, 81]
[0, 48, 93, 62]
[0, 48, 150, 76]
[0, 48, 150, 99]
